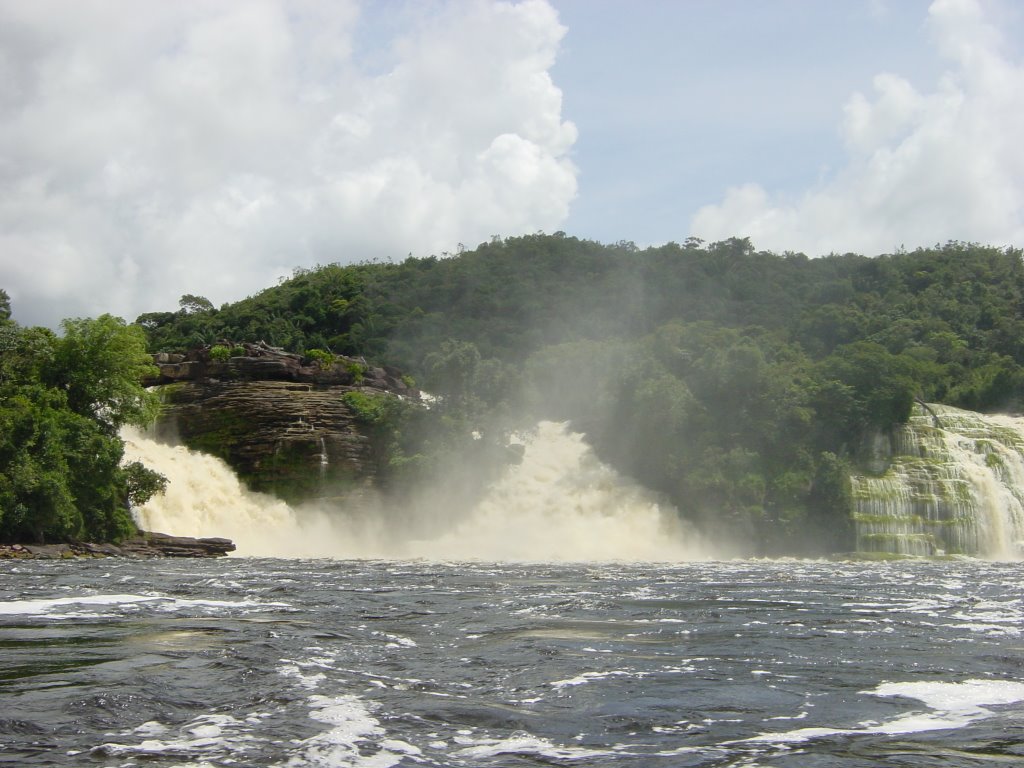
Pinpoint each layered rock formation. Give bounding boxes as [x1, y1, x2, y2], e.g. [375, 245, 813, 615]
[148, 342, 417, 502]
[0, 532, 235, 559]
[852, 404, 1024, 558]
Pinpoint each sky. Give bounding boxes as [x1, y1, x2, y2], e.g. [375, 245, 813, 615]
[1, 0, 1022, 328]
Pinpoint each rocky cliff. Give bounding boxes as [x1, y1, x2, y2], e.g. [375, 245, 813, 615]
[148, 342, 417, 502]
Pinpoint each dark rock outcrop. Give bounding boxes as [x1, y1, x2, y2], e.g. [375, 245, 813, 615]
[148, 342, 418, 502]
[116, 532, 236, 558]
[0, 532, 236, 559]
[146, 341, 413, 392]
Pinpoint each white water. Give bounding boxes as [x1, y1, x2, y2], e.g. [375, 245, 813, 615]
[745, 679, 1024, 745]
[852, 404, 1024, 559]
[123, 422, 718, 561]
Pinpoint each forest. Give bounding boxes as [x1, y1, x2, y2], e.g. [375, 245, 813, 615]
[4, 236, 1024, 549]
[133, 236, 1024, 553]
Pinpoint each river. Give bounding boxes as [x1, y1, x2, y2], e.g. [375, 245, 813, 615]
[2, 557, 1023, 766]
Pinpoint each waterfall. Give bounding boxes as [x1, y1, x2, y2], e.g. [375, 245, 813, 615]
[399, 421, 716, 562]
[122, 429, 317, 558]
[852, 404, 1024, 559]
[121, 422, 720, 561]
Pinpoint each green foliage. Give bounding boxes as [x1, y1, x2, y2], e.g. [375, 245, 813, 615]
[121, 461, 168, 507]
[209, 344, 232, 362]
[344, 360, 366, 383]
[815, 342, 918, 438]
[304, 348, 335, 370]
[0, 312, 161, 543]
[342, 390, 395, 424]
[53, 315, 160, 433]
[424, 340, 481, 406]
[341, 391, 422, 482]
[129, 237, 1024, 554]
[179, 294, 215, 314]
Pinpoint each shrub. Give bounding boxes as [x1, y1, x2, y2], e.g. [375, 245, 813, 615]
[305, 348, 336, 370]
[209, 345, 231, 362]
[345, 360, 366, 384]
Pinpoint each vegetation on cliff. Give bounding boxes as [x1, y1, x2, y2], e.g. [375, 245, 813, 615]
[136, 236, 1024, 553]
[0, 299, 166, 544]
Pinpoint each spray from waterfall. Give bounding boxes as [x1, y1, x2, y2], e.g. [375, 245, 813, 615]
[122, 422, 722, 561]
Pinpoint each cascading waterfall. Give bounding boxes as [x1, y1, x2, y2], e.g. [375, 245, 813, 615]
[852, 404, 1024, 559]
[400, 422, 715, 561]
[122, 422, 719, 561]
[122, 430, 317, 558]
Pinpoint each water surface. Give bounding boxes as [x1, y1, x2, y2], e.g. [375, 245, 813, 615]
[2, 558, 1023, 766]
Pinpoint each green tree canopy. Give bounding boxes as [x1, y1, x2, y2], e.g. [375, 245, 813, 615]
[51, 315, 160, 433]
[0, 311, 164, 543]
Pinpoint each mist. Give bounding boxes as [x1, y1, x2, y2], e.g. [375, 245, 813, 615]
[122, 417, 730, 561]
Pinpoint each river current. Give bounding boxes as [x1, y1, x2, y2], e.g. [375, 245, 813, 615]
[2, 557, 1024, 767]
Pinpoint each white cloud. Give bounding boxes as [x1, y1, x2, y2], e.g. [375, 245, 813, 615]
[0, 0, 577, 327]
[691, 0, 1024, 256]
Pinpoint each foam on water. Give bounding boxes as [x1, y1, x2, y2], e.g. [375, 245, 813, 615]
[88, 647, 411, 767]
[277, 649, 415, 768]
[452, 733, 613, 762]
[288, 695, 406, 768]
[747, 678, 1024, 744]
[0, 592, 288, 619]
[549, 670, 635, 689]
[0, 593, 158, 616]
[91, 713, 264, 762]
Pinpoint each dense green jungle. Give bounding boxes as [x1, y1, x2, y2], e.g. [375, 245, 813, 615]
[4, 235, 1024, 551]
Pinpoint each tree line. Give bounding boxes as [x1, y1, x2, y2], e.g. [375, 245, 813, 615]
[135, 236, 1024, 553]
[6, 235, 1024, 550]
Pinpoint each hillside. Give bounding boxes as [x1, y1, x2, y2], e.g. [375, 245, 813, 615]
[138, 235, 1024, 553]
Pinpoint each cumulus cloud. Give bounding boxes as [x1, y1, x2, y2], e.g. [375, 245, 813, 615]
[691, 0, 1024, 256]
[0, 0, 577, 327]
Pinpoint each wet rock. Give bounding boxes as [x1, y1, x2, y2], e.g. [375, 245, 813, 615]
[117, 532, 236, 558]
[146, 341, 419, 502]
[0, 533, 235, 559]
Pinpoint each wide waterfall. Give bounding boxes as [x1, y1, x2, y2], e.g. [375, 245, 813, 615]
[122, 421, 719, 561]
[852, 404, 1024, 559]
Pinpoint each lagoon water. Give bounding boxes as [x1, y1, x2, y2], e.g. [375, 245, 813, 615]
[2, 557, 1024, 767]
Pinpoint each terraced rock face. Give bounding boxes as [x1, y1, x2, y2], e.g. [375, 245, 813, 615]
[149, 342, 416, 502]
[852, 404, 1024, 558]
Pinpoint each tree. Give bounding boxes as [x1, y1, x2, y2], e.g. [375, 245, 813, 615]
[0, 386, 81, 542]
[424, 340, 481, 407]
[816, 342, 918, 438]
[0, 315, 164, 543]
[179, 294, 215, 314]
[51, 315, 160, 433]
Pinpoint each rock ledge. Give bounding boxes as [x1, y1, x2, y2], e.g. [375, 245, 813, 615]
[0, 532, 236, 560]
